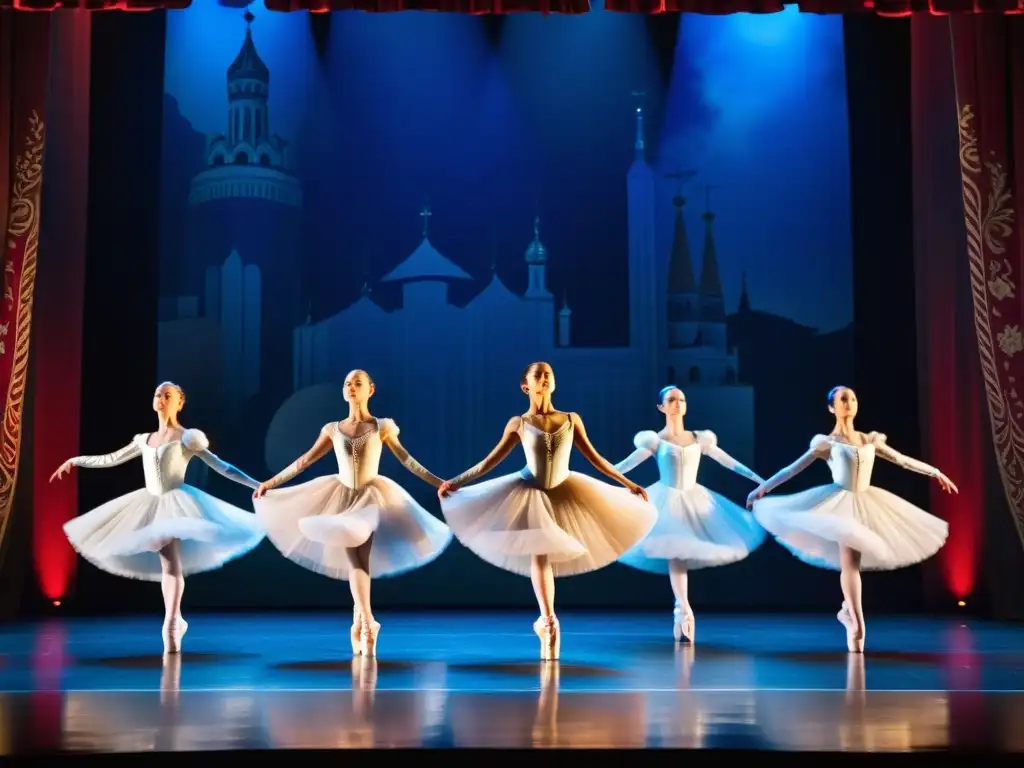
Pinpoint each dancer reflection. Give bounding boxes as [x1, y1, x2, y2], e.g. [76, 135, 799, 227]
[253, 369, 452, 658]
[438, 362, 655, 660]
[615, 386, 765, 643]
[52, 382, 263, 654]
[747, 386, 956, 652]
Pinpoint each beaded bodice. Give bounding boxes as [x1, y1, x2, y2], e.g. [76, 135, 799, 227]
[329, 421, 383, 490]
[135, 436, 195, 495]
[518, 418, 574, 490]
[654, 440, 702, 491]
[825, 440, 876, 492]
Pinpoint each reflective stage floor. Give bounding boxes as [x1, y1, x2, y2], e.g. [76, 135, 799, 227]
[0, 611, 1021, 758]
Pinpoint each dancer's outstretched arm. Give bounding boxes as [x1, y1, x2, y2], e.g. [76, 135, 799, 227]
[379, 418, 443, 488]
[183, 429, 259, 490]
[696, 431, 765, 484]
[869, 432, 958, 493]
[614, 431, 658, 474]
[571, 413, 648, 500]
[50, 438, 142, 481]
[746, 435, 832, 508]
[438, 417, 521, 498]
[254, 427, 333, 497]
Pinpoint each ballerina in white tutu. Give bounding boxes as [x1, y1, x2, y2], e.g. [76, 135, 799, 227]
[252, 369, 452, 658]
[437, 361, 655, 660]
[51, 382, 263, 654]
[746, 385, 957, 652]
[614, 385, 766, 644]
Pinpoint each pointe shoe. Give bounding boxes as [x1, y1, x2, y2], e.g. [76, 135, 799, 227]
[162, 617, 188, 655]
[534, 615, 560, 661]
[351, 608, 362, 656]
[837, 602, 865, 654]
[673, 605, 695, 644]
[360, 617, 381, 658]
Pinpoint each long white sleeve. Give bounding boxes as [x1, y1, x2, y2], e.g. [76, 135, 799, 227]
[183, 429, 259, 490]
[614, 431, 659, 474]
[697, 431, 764, 484]
[70, 438, 142, 469]
[871, 433, 940, 478]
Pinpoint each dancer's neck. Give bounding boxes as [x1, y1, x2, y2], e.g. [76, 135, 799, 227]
[528, 395, 555, 415]
[346, 403, 372, 422]
[664, 415, 686, 435]
[156, 414, 180, 432]
[832, 417, 856, 438]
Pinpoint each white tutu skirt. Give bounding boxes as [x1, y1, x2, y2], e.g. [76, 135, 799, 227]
[619, 482, 766, 574]
[439, 469, 657, 578]
[752, 483, 949, 571]
[253, 474, 452, 580]
[63, 486, 265, 582]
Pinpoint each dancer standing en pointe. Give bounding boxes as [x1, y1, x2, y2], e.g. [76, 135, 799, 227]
[437, 362, 656, 660]
[746, 386, 957, 652]
[614, 386, 766, 644]
[52, 382, 264, 654]
[252, 369, 452, 658]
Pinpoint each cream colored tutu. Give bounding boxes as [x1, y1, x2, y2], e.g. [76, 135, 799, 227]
[440, 469, 656, 577]
[752, 484, 948, 571]
[254, 475, 452, 580]
[63, 486, 264, 582]
[619, 482, 765, 574]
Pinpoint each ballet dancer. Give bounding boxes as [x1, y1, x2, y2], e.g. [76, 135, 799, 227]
[614, 385, 766, 643]
[51, 382, 264, 654]
[252, 369, 452, 658]
[437, 361, 656, 660]
[746, 386, 957, 652]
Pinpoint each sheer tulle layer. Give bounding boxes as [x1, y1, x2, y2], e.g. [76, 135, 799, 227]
[63, 486, 264, 582]
[619, 482, 766, 574]
[440, 470, 656, 577]
[752, 483, 949, 571]
[254, 474, 452, 580]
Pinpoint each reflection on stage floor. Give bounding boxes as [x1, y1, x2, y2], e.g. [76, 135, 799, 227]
[0, 611, 1021, 753]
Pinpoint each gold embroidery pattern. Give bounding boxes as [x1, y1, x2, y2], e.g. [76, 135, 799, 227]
[0, 110, 45, 545]
[957, 103, 1024, 548]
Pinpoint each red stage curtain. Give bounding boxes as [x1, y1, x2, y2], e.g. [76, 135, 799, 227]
[0, 11, 49, 581]
[32, 10, 91, 603]
[947, 15, 1024, 573]
[0, 1, 187, 8]
[910, 15, 985, 602]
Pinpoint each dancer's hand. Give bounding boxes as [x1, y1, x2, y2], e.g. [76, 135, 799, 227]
[627, 482, 648, 502]
[49, 461, 73, 483]
[746, 485, 767, 509]
[253, 482, 271, 499]
[437, 480, 456, 499]
[936, 473, 958, 494]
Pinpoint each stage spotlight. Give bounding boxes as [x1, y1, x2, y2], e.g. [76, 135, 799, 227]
[957, 600, 966, 607]
[52, 600, 61, 607]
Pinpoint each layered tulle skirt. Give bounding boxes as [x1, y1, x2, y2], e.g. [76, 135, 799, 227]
[619, 482, 766, 574]
[63, 485, 265, 582]
[439, 469, 657, 577]
[752, 483, 949, 571]
[253, 474, 452, 580]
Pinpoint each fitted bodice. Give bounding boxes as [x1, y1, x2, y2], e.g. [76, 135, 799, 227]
[135, 437, 196, 495]
[329, 422, 383, 489]
[519, 418, 574, 489]
[655, 440, 702, 491]
[826, 440, 876, 492]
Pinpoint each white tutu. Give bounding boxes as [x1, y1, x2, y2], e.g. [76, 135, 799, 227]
[440, 469, 657, 578]
[63, 485, 264, 581]
[254, 474, 452, 580]
[752, 483, 949, 571]
[619, 481, 766, 574]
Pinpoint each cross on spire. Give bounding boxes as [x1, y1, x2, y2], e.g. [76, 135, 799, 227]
[420, 204, 432, 238]
[243, 9, 255, 26]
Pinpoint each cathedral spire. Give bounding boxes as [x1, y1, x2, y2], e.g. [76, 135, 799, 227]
[666, 171, 697, 295]
[699, 185, 723, 299]
[738, 269, 750, 312]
